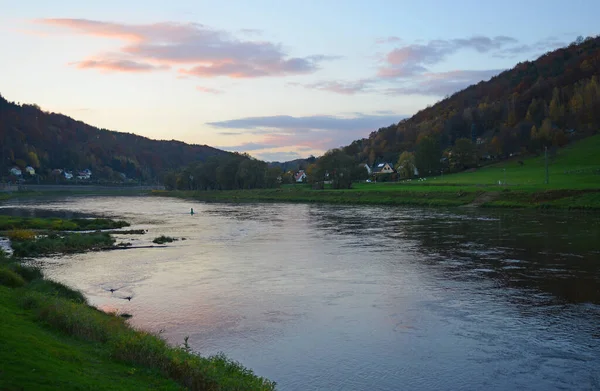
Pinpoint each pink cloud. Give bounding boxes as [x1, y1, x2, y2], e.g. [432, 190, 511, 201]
[72, 58, 169, 72]
[34, 18, 334, 78]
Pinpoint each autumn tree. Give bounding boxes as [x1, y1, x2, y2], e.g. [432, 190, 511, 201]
[315, 149, 355, 189]
[451, 138, 476, 169]
[415, 136, 441, 176]
[395, 151, 416, 179]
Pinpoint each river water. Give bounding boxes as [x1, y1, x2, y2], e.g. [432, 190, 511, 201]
[2, 196, 599, 390]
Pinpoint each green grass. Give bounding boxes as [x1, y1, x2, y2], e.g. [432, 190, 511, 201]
[0, 251, 276, 390]
[0, 216, 130, 231]
[152, 235, 178, 244]
[155, 135, 600, 210]
[0, 285, 185, 391]
[11, 232, 116, 257]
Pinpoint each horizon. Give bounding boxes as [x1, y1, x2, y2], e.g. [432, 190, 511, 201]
[1, 1, 598, 162]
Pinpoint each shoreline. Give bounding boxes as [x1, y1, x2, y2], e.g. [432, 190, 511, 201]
[152, 187, 600, 210]
[0, 215, 276, 391]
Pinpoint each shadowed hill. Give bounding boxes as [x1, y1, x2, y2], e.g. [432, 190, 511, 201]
[0, 96, 231, 182]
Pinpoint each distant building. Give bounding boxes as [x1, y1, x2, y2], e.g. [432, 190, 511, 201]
[361, 163, 372, 175]
[25, 166, 35, 176]
[9, 167, 22, 176]
[372, 162, 394, 175]
[294, 170, 307, 182]
[64, 171, 73, 180]
[77, 169, 92, 180]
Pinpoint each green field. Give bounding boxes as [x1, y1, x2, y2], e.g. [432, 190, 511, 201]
[160, 135, 600, 209]
[0, 217, 277, 391]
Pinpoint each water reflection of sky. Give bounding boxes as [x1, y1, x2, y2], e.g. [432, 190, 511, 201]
[3, 196, 599, 391]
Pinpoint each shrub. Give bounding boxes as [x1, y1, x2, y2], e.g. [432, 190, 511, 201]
[8, 263, 43, 282]
[28, 279, 87, 303]
[0, 267, 26, 288]
[153, 235, 177, 244]
[5, 229, 36, 241]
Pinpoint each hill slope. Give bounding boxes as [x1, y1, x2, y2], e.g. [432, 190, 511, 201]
[0, 96, 230, 182]
[341, 35, 600, 170]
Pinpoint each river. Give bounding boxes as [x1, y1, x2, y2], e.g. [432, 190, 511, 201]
[2, 196, 599, 390]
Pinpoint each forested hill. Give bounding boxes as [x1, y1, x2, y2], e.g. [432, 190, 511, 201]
[0, 96, 230, 182]
[341, 35, 600, 171]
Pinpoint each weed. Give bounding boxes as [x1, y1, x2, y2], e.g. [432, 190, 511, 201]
[0, 268, 25, 288]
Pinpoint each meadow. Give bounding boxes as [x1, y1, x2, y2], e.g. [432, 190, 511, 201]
[160, 135, 600, 209]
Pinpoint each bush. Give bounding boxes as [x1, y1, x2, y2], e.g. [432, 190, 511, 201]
[0, 267, 26, 288]
[8, 263, 43, 282]
[11, 232, 115, 257]
[153, 235, 177, 244]
[5, 229, 36, 241]
[19, 293, 276, 390]
[28, 279, 86, 303]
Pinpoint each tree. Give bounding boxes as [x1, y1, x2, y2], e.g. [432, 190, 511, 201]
[395, 151, 416, 179]
[315, 149, 355, 189]
[549, 87, 565, 126]
[451, 138, 476, 169]
[415, 136, 441, 176]
[27, 151, 40, 168]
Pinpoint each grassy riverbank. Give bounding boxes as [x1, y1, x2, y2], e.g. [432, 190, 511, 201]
[0, 218, 276, 390]
[156, 135, 600, 210]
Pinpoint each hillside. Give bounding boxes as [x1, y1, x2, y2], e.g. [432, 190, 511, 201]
[340, 35, 600, 172]
[0, 96, 230, 183]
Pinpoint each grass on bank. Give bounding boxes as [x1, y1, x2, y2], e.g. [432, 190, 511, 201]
[0, 216, 130, 231]
[152, 235, 178, 244]
[0, 250, 276, 391]
[154, 135, 600, 210]
[10, 232, 116, 257]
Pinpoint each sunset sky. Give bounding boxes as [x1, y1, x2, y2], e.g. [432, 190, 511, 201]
[1, 0, 598, 161]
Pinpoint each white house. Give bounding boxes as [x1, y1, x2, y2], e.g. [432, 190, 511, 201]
[294, 170, 307, 182]
[361, 163, 372, 175]
[77, 169, 92, 180]
[64, 171, 73, 180]
[9, 167, 22, 176]
[372, 162, 394, 175]
[25, 166, 35, 176]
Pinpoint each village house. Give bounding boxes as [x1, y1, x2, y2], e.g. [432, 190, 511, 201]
[372, 162, 395, 175]
[9, 167, 22, 176]
[294, 170, 307, 182]
[25, 166, 35, 176]
[361, 163, 372, 175]
[77, 169, 92, 180]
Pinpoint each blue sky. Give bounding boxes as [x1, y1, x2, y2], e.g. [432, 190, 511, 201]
[1, 0, 597, 161]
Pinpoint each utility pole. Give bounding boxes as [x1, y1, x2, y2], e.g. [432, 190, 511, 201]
[544, 146, 549, 185]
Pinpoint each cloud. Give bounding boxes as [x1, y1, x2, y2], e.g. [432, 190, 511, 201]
[385, 69, 503, 96]
[376, 36, 402, 44]
[72, 58, 168, 72]
[219, 142, 278, 151]
[35, 18, 335, 78]
[492, 37, 568, 58]
[196, 86, 223, 94]
[254, 151, 302, 162]
[378, 35, 518, 78]
[296, 79, 373, 95]
[207, 113, 405, 150]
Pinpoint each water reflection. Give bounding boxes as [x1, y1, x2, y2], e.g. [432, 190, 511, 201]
[309, 205, 600, 304]
[4, 196, 599, 391]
